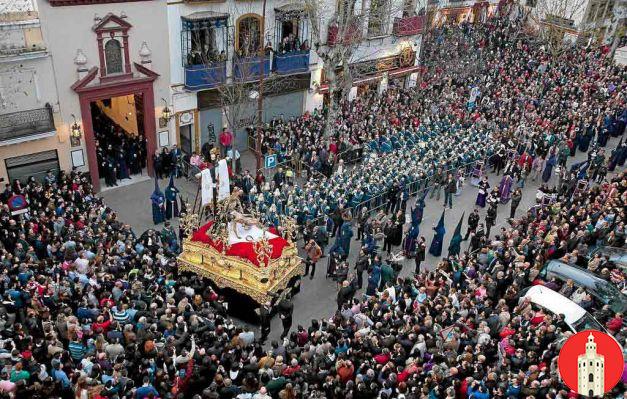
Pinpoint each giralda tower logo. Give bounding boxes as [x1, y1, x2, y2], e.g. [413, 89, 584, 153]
[558, 330, 624, 397]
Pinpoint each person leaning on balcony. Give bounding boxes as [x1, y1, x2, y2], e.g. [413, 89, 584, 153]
[264, 41, 274, 56]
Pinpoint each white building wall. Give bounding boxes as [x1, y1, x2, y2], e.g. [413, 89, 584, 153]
[0, 53, 57, 113]
[0, 7, 71, 182]
[168, 4, 184, 87]
[167, 0, 425, 118]
[167, 0, 317, 143]
[36, 0, 172, 173]
[614, 45, 627, 64]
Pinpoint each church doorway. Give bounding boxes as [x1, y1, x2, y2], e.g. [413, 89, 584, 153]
[74, 68, 158, 192]
[91, 94, 148, 188]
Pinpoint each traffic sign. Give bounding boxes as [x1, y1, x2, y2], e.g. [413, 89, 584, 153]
[265, 154, 277, 169]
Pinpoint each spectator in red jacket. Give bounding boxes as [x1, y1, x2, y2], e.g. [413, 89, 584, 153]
[374, 348, 391, 364]
[606, 313, 624, 333]
[219, 128, 233, 157]
[336, 359, 354, 383]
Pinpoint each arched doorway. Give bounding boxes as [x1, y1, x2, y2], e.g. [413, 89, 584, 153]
[73, 66, 159, 192]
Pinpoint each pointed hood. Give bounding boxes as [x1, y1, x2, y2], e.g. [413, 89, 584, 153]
[413, 189, 428, 225]
[168, 172, 177, 189]
[428, 210, 446, 257]
[448, 212, 465, 256]
[418, 189, 428, 209]
[434, 210, 445, 234]
[151, 176, 163, 200]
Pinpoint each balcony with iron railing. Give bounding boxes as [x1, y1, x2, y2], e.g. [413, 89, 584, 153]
[184, 62, 227, 90]
[0, 104, 56, 144]
[273, 50, 310, 75]
[232, 56, 272, 81]
[393, 15, 426, 36]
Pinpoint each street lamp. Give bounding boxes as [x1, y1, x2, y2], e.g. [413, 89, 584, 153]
[161, 98, 172, 122]
[70, 114, 82, 138]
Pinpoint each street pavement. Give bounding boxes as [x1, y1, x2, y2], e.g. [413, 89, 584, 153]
[101, 136, 624, 345]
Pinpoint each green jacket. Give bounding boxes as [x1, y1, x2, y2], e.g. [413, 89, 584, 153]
[381, 263, 395, 283]
[266, 376, 287, 395]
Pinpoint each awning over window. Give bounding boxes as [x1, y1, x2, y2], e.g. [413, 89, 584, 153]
[182, 11, 229, 29]
[275, 3, 306, 21]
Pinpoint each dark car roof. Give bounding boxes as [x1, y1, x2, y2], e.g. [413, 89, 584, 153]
[589, 246, 627, 270]
[542, 260, 627, 313]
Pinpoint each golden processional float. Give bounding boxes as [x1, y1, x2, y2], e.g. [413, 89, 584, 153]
[178, 189, 304, 310]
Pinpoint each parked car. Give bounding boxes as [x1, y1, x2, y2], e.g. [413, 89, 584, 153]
[536, 260, 627, 313]
[588, 246, 627, 271]
[519, 285, 607, 334]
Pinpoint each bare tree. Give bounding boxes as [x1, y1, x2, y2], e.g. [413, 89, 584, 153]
[304, 0, 412, 137]
[608, 0, 627, 55]
[189, 0, 295, 159]
[529, 0, 590, 55]
[304, 0, 361, 138]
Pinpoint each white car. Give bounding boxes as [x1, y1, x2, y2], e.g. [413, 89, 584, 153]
[519, 285, 607, 334]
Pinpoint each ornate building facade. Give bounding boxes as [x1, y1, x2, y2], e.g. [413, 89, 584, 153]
[36, 0, 171, 191]
[166, 0, 426, 156]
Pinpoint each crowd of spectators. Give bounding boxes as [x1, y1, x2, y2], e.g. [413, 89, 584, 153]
[228, 17, 627, 231]
[0, 14, 625, 399]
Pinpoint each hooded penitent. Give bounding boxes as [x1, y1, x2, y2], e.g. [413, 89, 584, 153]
[150, 176, 165, 225]
[429, 210, 446, 257]
[448, 212, 465, 257]
[165, 173, 180, 220]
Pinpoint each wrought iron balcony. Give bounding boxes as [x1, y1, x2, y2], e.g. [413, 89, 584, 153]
[232, 56, 271, 81]
[184, 62, 227, 90]
[0, 104, 55, 144]
[393, 15, 426, 36]
[273, 51, 310, 75]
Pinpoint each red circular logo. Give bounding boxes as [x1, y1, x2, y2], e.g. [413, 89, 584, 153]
[558, 330, 624, 397]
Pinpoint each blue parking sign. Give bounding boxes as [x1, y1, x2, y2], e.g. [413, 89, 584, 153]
[265, 154, 277, 169]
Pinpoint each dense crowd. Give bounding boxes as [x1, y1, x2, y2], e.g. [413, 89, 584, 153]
[93, 106, 148, 188]
[222, 16, 627, 230]
[0, 15, 625, 399]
